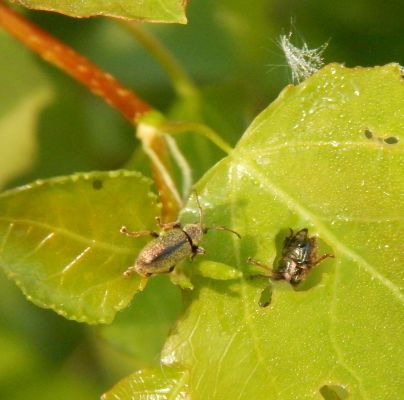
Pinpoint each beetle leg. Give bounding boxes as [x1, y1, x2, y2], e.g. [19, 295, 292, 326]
[311, 253, 335, 267]
[155, 217, 182, 230]
[190, 246, 205, 261]
[195, 246, 205, 255]
[120, 226, 159, 238]
[247, 257, 271, 270]
[123, 266, 152, 278]
[247, 257, 284, 281]
[270, 271, 285, 280]
[247, 257, 275, 276]
[122, 267, 135, 277]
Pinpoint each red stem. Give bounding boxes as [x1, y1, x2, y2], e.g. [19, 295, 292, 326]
[0, 1, 151, 122]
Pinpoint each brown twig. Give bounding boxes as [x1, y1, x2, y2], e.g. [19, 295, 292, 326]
[0, 1, 151, 122]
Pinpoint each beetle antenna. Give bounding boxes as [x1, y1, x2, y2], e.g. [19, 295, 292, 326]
[194, 190, 203, 226]
[207, 225, 241, 239]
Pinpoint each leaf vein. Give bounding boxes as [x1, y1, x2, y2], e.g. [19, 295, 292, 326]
[61, 246, 92, 275]
[240, 140, 401, 157]
[212, 330, 238, 400]
[0, 217, 131, 254]
[0, 222, 14, 255]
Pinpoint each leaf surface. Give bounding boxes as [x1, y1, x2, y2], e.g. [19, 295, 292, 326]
[0, 170, 160, 324]
[14, 0, 187, 23]
[102, 366, 189, 400]
[159, 64, 404, 399]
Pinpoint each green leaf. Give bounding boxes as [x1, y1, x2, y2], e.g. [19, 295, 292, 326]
[99, 275, 182, 364]
[14, 0, 187, 23]
[0, 170, 160, 324]
[102, 366, 189, 400]
[194, 260, 242, 280]
[160, 64, 404, 399]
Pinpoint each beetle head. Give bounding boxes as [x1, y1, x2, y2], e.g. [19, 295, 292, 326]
[294, 228, 309, 245]
[277, 259, 307, 285]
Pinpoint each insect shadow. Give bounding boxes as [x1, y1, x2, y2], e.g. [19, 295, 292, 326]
[242, 228, 286, 307]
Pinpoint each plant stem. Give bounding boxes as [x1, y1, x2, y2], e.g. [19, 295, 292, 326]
[165, 134, 192, 201]
[137, 118, 182, 220]
[162, 121, 233, 154]
[118, 21, 198, 99]
[0, 1, 151, 123]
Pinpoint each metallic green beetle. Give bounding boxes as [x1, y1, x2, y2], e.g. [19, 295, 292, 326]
[121, 195, 240, 277]
[248, 228, 334, 285]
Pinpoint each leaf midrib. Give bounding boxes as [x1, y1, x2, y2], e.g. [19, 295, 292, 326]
[0, 217, 131, 255]
[232, 157, 404, 304]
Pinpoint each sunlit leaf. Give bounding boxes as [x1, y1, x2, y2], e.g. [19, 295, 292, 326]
[159, 64, 404, 399]
[14, 0, 187, 23]
[0, 170, 160, 324]
[102, 366, 189, 400]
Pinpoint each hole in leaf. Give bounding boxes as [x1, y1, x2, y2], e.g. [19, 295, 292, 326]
[364, 129, 373, 139]
[259, 285, 272, 307]
[384, 136, 399, 144]
[92, 179, 103, 190]
[320, 384, 349, 400]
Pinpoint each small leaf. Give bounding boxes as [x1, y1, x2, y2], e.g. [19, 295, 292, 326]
[194, 260, 242, 280]
[14, 0, 187, 23]
[102, 366, 189, 400]
[0, 170, 160, 324]
[161, 64, 404, 399]
[169, 269, 194, 290]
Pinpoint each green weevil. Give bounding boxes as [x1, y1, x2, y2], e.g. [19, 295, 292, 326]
[121, 195, 240, 278]
[248, 228, 334, 285]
